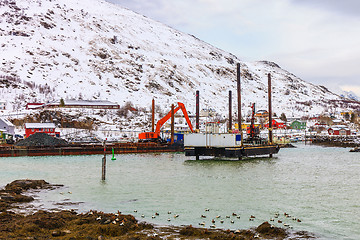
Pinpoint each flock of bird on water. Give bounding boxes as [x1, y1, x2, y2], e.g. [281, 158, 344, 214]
[58, 191, 302, 230]
[130, 208, 302, 230]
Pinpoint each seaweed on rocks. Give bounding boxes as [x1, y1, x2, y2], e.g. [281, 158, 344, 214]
[0, 179, 62, 212]
[0, 179, 316, 239]
[256, 221, 287, 239]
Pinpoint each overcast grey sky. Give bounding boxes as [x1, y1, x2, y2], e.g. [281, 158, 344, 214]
[107, 0, 360, 96]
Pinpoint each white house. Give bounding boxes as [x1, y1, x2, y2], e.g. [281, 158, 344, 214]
[0, 100, 6, 110]
[0, 117, 15, 135]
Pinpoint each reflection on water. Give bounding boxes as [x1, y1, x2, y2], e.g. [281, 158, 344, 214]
[184, 156, 277, 164]
[0, 144, 359, 240]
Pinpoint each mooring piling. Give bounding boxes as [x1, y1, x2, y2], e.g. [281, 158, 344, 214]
[102, 139, 106, 181]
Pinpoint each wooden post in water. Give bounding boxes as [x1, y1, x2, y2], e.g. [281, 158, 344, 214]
[102, 139, 107, 181]
[229, 90, 232, 132]
[152, 99, 155, 132]
[237, 63, 243, 160]
[268, 73, 273, 158]
[171, 104, 174, 144]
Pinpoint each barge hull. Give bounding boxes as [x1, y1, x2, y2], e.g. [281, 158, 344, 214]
[0, 142, 182, 157]
[185, 145, 280, 158]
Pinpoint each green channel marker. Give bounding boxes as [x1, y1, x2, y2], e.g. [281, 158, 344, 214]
[111, 148, 116, 161]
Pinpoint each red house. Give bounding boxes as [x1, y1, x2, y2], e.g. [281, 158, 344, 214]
[327, 126, 351, 136]
[25, 123, 59, 138]
[265, 119, 286, 129]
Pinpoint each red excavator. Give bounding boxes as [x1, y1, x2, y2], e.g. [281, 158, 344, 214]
[138, 102, 194, 142]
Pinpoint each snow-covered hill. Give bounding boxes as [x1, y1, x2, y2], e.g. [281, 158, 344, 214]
[1, 0, 359, 119]
[339, 90, 359, 102]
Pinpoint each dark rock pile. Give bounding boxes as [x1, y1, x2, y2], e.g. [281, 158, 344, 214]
[15, 132, 68, 147]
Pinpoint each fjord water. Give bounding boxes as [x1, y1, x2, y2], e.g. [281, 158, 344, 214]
[1, 144, 359, 240]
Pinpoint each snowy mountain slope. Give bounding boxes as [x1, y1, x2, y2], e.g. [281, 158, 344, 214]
[339, 90, 359, 102]
[1, 0, 359, 119]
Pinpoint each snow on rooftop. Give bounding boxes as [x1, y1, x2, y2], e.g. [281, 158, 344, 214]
[63, 100, 119, 106]
[0, 117, 14, 127]
[25, 123, 56, 129]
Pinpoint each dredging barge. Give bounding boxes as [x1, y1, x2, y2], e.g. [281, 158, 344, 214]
[0, 142, 182, 157]
[184, 133, 280, 158]
[184, 63, 280, 160]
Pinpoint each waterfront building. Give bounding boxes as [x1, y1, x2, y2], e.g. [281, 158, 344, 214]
[0, 117, 15, 135]
[24, 123, 59, 138]
[327, 125, 351, 136]
[26, 100, 120, 110]
[264, 118, 286, 129]
[290, 120, 307, 130]
[254, 110, 269, 119]
[26, 103, 45, 110]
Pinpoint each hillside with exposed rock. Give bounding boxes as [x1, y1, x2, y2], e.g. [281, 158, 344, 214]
[1, 0, 359, 122]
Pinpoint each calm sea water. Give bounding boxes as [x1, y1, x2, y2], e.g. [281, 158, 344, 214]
[1, 144, 359, 240]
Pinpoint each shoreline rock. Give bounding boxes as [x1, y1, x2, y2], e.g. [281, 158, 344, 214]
[0, 179, 63, 212]
[0, 179, 316, 239]
[310, 136, 360, 148]
[350, 147, 360, 152]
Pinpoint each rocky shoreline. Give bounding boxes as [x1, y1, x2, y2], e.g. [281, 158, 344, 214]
[0, 179, 316, 239]
[310, 136, 360, 149]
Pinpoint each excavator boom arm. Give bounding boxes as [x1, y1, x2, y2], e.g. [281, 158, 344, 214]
[154, 102, 194, 135]
[178, 102, 194, 133]
[154, 106, 181, 135]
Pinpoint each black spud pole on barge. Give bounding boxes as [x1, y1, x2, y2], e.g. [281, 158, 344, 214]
[171, 104, 175, 144]
[237, 63, 243, 159]
[152, 99, 155, 132]
[196, 90, 200, 131]
[229, 90, 232, 132]
[268, 73, 273, 158]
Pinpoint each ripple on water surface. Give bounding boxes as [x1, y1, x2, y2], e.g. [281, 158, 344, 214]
[1, 144, 359, 240]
